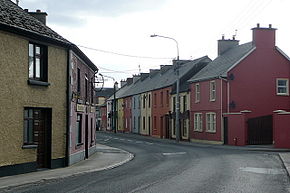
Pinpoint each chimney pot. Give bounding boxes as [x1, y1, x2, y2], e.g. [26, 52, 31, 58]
[257, 23, 260, 28]
[269, 24, 272, 28]
[36, 9, 41, 13]
[24, 9, 28, 12]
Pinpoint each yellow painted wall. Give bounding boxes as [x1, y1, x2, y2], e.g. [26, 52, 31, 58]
[0, 30, 67, 166]
[140, 92, 152, 135]
[117, 98, 124, 131]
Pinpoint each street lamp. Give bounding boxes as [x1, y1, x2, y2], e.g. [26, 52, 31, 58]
[150, 34, 180, 142]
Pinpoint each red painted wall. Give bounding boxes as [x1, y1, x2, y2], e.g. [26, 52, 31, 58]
[123, 97, 132, 132]
[273, 113, 290, 148]
[189, 79, 227, 142]
[228, 28, 290, 118]
[225, 113, 247, 146]
[152, 87, 171, 138]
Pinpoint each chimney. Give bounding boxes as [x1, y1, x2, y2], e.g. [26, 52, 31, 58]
[126, 78, 133, 85]
[218, 35, 239, 56]
[252, 23, 276, 48]
[140, 73, 149, 81]
[149, 69, 160, 78]
[133, 74, 140, 84]
[28, 9, 48, 25]
[120, 80, 126, 88]
[160, 65, 171, 74]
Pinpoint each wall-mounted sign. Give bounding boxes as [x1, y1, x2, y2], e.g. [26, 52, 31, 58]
[76, 104, 86, 112]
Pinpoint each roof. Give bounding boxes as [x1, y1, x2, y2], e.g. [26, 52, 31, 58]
[96, 88, 115, 98]
[111, 56, 211, 99]
[188, 42, 254, 83]
[0, 0, 98, 71]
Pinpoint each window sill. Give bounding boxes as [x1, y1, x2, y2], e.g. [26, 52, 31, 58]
[22, 144, 37, 149]
[277, 93, 289, 96]
[206, 130, 216, 133]
[28, 79, 50, 86]
[194, 130, 203, 133]
[209, 99, 216, 102]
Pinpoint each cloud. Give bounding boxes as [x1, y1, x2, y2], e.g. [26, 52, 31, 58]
[20, 0, 168, 26]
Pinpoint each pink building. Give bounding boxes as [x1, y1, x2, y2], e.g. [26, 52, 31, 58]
[189, 24, 290, 147]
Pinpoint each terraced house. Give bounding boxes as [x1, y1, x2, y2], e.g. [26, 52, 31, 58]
[0, 0, 98, 176]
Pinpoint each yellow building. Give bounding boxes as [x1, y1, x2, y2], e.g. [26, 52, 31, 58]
[171, 92, 190, 140]
[140, 92, 152, 135]
[0, 2, 96, 176]
[117, 98, 124, 132]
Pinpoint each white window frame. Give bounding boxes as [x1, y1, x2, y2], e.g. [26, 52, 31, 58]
[206, 112, 216, 133]
[276, 78, 289, 96]
[209, 81, 216, 101]
[195, 83, 200, 103]
[194, 113, 203, 132]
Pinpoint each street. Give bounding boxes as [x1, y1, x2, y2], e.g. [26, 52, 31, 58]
[3, 132, 290, 193]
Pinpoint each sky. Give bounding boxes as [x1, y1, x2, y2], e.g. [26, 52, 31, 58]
[17, 0, 290, 88]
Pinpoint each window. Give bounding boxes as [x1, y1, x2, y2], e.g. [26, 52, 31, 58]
[148, 94, 151, 108]
[134, 117, 136, 130]
[28, 43, 48, 82]
[183, 95, 187, 112]
[91, 118, 94, 143]
[24, 109, 34, 145]
[206, 112, 216, 132]
[143, 95, 146, 109]
[194, 113, 203, 132]
[182, 119, 187, 137]
[277, 79, 289, 95]
[77, 114, 82, 144]
[195, 83, 200, 102]
[173, 119, 176, 136]
[133, 98, 136, 109]
[85, 74, 88, 102]
[143, 116, 145, 130]
[154, 93, 157, 106]
[209, 81, 216, 101]
[77, 68, 81, 93]
[148, 116, 151, 132]
[173, 97, 176, 112]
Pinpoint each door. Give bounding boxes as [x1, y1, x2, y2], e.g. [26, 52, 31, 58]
[34, 109, 51, 168]
[85, 115, 89, 159]
[248, 115, 273, 145]
[223, 117, 228, 145]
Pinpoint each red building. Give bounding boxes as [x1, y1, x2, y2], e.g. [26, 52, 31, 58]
[152, 87, 171, 138]
[189, 24, 290, 147]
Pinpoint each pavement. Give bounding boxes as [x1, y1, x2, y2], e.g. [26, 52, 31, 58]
[1, 134, 290, 190]
[0, 144, 134, 190]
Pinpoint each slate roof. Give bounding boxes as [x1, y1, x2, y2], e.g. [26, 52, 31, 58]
[0, 0, 97, 71]
[110, 56, 211, 100]
[188, 42, 254, 83]
[96, 88, 115, 98]
[0, 0, 70, 45]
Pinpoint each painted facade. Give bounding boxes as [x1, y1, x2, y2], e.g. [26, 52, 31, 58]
[68, 50, 97, 165]
[140, 92, 152, 136]
[171, 92, 190, 140]
[0, 30, 68, 176]
[152, 87, 171, 138]
[123, 96, 132, 133]
[117, 98, 124, 132]
[131, 94, 141, 134]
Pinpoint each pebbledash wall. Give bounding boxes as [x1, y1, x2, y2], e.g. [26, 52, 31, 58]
[0, 30, 67, 174]
[68, 51, 97, 165]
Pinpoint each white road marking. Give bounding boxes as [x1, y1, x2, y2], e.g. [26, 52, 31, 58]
[240, 167, 285, 175]
[145, 142, 153, 145]
[127, 140, 133, 142]
[104, 139, 110, 142]
[135, 141, 143, 144]
[162, 152, 187, 156]
[120, 138, 125, 141]
[113, 138, 119, 140]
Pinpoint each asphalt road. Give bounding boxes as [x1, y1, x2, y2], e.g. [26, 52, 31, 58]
[4, 132, 290, 193]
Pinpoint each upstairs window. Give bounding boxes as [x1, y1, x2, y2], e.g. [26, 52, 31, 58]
[195, 83, 200, 103]
[183, 95, 187, 112]
[209, 81, 216, 101]
[29, 43, 48, 82]
[277, 79, 289, 95]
